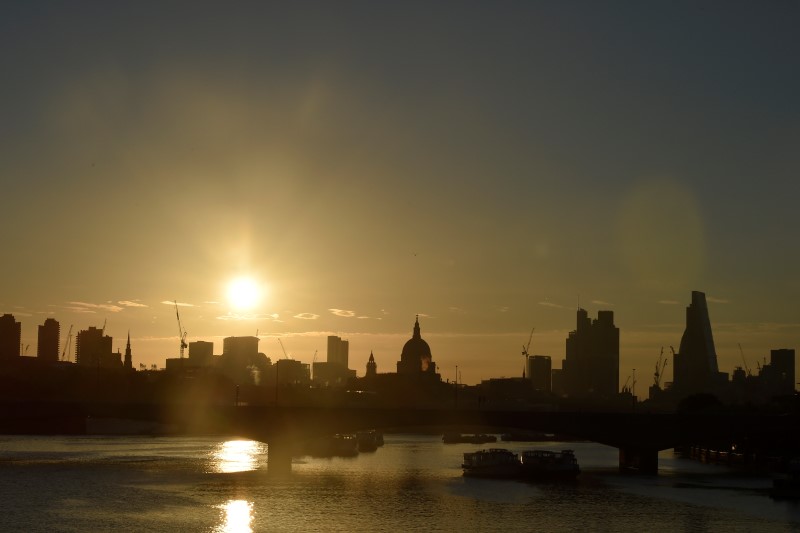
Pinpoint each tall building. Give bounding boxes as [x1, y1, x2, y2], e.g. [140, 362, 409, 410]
[189, 340, 214, 366]
[397, 316, 437, 375]
[327, 336, 350, 369]
[528, 355, 552, 392]
[769, 348, 795, 395]
[672, 291, 724, 395]
[562, 308, 619, 397]
[75, 326, 114, 368]
[0, 313, 21, 360]
[37, 318, 60, 362]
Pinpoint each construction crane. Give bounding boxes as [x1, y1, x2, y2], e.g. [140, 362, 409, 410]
[521, 327, 534, 378]
[278, 338, 289, 359]
[654, 347, 668, 388]
[738, 343, 752, 377]
[174, 300, 188, 359]
[61, 325, 73, 361]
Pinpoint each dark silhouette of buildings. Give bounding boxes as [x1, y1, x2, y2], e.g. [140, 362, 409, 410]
[560, 308, 619, 397]
[0, 313, 21, 360]
[75, 326, 121, 368]
[397, 316, 437, 375]
[313, 335, 355, 387]
[671, 291, 726, 395]
[37, 318, 60, 362]
[188, 340, 214, 367]
[527, 355, 552, 392]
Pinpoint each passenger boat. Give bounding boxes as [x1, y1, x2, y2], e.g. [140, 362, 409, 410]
[462, 448, 521, 478]
[520, 449, 580, 480]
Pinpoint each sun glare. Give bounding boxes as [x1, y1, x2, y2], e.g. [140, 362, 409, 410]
[226, 276, 261, 310]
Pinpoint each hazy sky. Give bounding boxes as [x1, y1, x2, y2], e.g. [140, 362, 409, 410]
[2, 2, 798, 385]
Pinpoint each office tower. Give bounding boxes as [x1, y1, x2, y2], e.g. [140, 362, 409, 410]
[528, 355, 552, 392]
[189, 340, 214, 366]
[563, 308, 619, 397]
[672, 291, 723, 394]
[770, 348, 796, 395]
[37, 318, 60, 362]
[327, 336, 350, 369]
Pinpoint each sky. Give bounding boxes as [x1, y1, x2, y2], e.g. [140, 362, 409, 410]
[1, 1, 799, 386]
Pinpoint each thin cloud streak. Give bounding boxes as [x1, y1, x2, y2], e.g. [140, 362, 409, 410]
[329, 309, 356, 318]
[162, 300, 194, 307]
[118, 300, 148, 308]
[68, 301, 124, 313]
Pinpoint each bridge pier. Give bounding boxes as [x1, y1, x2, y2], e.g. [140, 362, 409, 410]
[267, 437, 294, 475]
[618, 447, 659, 474]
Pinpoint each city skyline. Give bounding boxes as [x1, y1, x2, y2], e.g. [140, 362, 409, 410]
[2, 3, 798, 384]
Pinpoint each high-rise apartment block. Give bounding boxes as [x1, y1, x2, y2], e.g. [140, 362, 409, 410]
[75, 326, 116, 368]
[0, 313, 22, 360]
[37, 318, 60, 362]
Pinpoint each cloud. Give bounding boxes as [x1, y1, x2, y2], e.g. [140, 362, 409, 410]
[657, 300, 679, 305]
[706, 296, 730, 304]
[162, 300, 194, 307]
[67, 301, 124, 313]
[448, 307, 466, 314]
[329, 308, 356, 318]
[591, 300, 613, 307]
[217, 313, 280, 321]
[538, 301, 565, 309]
[118, 300, 148, 308]
[498, 306, 510, 313]
[294, 313, 319, 320]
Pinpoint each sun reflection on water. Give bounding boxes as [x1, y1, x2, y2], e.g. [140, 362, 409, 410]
[215, 499, 253, 533]
[210, 439, 265, 473]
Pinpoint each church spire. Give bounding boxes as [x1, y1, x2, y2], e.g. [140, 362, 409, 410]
[124, 330, 132, 371]
[413, 315, 421, 339]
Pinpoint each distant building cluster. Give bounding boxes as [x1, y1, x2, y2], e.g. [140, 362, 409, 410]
[0, 291, 795, 409]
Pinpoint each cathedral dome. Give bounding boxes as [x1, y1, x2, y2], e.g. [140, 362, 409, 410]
[397, 316, 435, 373]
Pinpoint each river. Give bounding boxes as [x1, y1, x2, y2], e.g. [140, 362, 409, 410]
[0, 434, 798, 532]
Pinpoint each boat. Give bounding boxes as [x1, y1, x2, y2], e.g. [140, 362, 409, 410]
[462, 448, 521, 478]
[443, 433, 498, 444]
[520, 449, 580, 480]
[356, 430, 381, 453]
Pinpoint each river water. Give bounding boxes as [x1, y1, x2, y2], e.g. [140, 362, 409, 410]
[0, 434, 798, 532]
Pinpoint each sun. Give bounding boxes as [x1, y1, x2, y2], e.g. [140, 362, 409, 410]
[226, 276, 261, 310]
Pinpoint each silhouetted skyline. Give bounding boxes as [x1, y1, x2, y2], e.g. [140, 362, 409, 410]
[1, 3, 799, 384]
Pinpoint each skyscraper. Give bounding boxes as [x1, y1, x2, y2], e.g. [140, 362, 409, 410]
[672, 291, 724, 395]
[37, 318, 60, 362]
[0, 313, 22, 360]
[327, 336, 349, 369]
[562, 308, 619, 397]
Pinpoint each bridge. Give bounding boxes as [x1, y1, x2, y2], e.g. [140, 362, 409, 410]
[4, 402, 798, 474]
